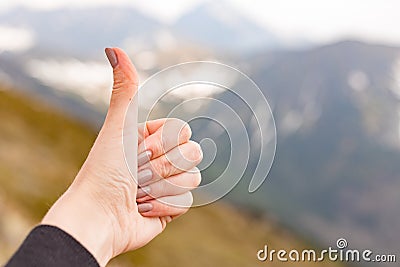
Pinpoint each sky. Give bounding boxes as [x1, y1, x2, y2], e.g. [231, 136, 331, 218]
[0, 0, 400, 46]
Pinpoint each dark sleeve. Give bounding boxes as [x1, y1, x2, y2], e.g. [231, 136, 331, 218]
[5, 225, 99, 267]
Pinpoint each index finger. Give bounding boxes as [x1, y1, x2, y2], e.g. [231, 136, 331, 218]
[138, 118, 192, 163]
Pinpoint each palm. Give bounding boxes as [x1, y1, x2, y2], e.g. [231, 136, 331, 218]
[86, 121, 167, 253]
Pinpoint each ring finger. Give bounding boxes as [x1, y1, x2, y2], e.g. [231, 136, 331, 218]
[137, 167, 201, 202]
[137, 141, 202, 186]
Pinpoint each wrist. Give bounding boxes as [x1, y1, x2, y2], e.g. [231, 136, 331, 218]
[42, 188, 114, 266]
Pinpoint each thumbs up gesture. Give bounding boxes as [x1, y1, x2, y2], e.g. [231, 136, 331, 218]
[42, 48, 203, 266]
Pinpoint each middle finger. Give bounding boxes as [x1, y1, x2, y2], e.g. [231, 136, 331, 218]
[137, 140, 202, 186]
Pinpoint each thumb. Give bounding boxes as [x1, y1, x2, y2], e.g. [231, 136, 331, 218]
[104, 47, 139, 129]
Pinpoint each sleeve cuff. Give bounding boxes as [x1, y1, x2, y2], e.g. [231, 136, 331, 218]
[5, 225, 99, 267]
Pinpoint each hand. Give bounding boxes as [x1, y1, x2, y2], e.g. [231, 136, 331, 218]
[41, 48, 203, 266]
[136, 119, 202, 216]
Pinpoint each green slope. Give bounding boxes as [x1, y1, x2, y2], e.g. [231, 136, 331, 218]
[0, 87, 343, 267]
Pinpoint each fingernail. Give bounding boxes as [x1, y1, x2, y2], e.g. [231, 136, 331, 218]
[138, 169, 153, 185]
[105, 48, 118, 68]
[137, 186, 151, 198]
[138, 203, 153, 213]
[138, 150, 152, 167]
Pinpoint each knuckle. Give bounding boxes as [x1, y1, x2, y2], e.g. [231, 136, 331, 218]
[160, 130, 170, 154]
[169, 118, 186, 127]
[150, 158, 164, 178]
[113, 70, 138, 89]
[187, 141, 203, 163]
[179, 122, 192, 141]
[160, 156, 172, 177]
[191, 168, 202, 187]
[145, 134, 163, 157]
[112, 81, 135, 96]
[165, 119, 192, 143]
[109, 88, 125, 106]
[154, 135, 165, 155]
[164, 118, 183, 130]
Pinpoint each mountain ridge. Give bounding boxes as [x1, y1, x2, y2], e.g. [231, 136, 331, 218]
[0, 87, 342, 267]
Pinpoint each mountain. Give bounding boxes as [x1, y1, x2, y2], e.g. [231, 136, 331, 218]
[173, 2, 280, 52]
[199, 41, 400, 262]
[0, 88, 343, 267]
[1, 5, 398, 260]
[0, 7, 162, 58]
[0, 5, 278, 58]
[0, 4, 280, 127]
[119, 40, 400, 265]
[0, 52, 104, 126]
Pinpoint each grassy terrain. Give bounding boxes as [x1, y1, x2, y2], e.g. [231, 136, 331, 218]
[0, 87, 343, 266]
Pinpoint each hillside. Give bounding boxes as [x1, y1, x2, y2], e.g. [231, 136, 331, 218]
[248, 41, 400, 253]
[0, 87, 342, 266]
[197, 41, 400, 259]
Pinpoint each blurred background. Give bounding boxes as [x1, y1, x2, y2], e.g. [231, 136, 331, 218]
[0, 0, 399, 266]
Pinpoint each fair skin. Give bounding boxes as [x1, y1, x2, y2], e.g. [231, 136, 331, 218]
[42, 48, 203, 266]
